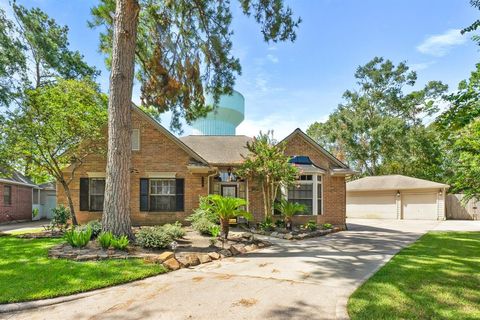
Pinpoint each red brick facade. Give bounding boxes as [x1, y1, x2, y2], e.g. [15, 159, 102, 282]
[57, 108, 348, 227]
[0, 182, 33, 223]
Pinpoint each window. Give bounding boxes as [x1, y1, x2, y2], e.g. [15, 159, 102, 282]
[150, 179, 176, 211]
[317, 175, 323, 215]
[33, 189, 39, 205]
[132, 129, 140, 151]
[89, 179, 105, 211]
[3, 186, 12, 205]
[288, 183, 313, 215]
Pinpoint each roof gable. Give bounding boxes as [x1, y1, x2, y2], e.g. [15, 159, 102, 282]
[280, 128, 349, 169]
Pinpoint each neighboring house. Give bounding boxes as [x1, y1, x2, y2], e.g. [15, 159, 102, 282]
[346, 175, 449, 220]
[0, 170, 37, 224]
[33, 182, 57, 220]
[57, 106, 354, 227]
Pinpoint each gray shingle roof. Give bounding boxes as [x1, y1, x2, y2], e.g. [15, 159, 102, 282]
[0, 168, 37, 187]
[179, 135, 253, 165]
[347, 175, 449, 192]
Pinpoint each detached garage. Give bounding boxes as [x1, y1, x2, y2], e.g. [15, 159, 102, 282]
[347, 175, 449, 220]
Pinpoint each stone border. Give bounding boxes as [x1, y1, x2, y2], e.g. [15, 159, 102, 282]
[247, 227, 342, 240]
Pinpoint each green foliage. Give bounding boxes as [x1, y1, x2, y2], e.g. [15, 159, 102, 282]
[322, 223, 333, 230]
[160, 222, 185, 239]
[111, 235, 129, 251]
[135, 227, 173, 249]
[307, 57, 448, 179]
[259, 216, 275, 232]
[187, 196, 218, 235]
[64, 227, 92, 248]
[237, 131, 299, 218]
[50, 205, 71, 231]
[275, 199, 305, 219]
[80, 220, 102, 239]
[32, 208, 39, 218]
[304, 220, 318, 232]
[275, 219, 285, 228]
[209, 225, 221, 238]
[204, 194, 251, 239]
[89, 0, 299, 133]
[97, 231, 113, 249]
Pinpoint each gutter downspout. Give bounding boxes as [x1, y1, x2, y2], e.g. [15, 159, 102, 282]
[206, 167, 218, 195]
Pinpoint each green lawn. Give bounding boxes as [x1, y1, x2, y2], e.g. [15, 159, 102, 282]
[348, 232, 480, 320]
[0, 235, 167, 304]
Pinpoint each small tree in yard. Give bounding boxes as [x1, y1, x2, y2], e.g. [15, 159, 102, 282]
[274, 199, 305, 231]
[237, 131, 299, 219]
[206, 195, 251, 240]
[0, 79, 107, 225]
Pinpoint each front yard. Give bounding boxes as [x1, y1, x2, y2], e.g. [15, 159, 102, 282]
[348, 232, 480, 319]
[0, 235, 167, 304]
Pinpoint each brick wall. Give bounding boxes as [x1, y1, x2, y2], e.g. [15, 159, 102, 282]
[0, 183, 33, 223]
[57, 110, 210, 226]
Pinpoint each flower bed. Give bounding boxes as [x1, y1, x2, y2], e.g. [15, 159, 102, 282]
[246, 225, 342, 240]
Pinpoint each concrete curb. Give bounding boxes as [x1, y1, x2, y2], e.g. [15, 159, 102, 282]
[0, 291, 98, 314]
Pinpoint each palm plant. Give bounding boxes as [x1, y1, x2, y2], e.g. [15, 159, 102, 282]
[274, 199, 305, 230]
[206, 195, 252, 240]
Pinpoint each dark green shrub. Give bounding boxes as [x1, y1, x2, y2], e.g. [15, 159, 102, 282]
[136, 227, 173, 249]
[97, 231, 113, 249]
[64, 227, 92, 248]
[259, 216, 275, 231]
[80, 220, 102, 239]
[304, 220, 318, 231]
[322, 223, 333, 230]
[186, 196, 218, 235]
[51, 205, 71, 231]
[160, 221, 185, 239]
[111, 235, 129, 251]
[275, 219, 285, 228]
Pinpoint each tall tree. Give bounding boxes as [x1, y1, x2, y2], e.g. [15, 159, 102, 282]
[237, 132, 299, 219]
[90, 0, 300, 236]
[0, 79, 107, 225]
[307, 57, 447, 178]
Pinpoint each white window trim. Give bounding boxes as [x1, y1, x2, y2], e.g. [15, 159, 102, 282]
[286, 173, 323, 216]
[132, 128, 140, 151]
[149, 179, 176, 211]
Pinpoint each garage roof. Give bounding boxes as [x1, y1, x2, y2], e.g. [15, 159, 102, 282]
[347, 175, 449, 192]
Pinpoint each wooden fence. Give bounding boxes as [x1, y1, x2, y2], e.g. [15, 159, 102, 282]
[446, 194, 480, 220]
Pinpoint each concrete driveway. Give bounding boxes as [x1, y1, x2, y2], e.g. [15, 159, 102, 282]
[3, 219, 479, 320]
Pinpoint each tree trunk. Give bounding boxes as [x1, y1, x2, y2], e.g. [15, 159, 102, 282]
[60, 179, 78, 226]
[102, 0, 140, 238]
[221, 218, 229, 240]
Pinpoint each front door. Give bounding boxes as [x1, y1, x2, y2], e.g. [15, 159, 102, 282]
[221, 185, 237, 198]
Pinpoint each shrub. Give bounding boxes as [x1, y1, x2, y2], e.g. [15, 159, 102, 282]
[111, 235, 129, 251]
[80, 220, 102, 239]
[32, 208, 39, 218]
[136, 227, 173, 249]
[322, 223, 333, 230]
[259, 216, 275, 231]
[275, 219, 285, 228]
[98, 231, 113, 249]
[51, 205, 71, 231]
[209, 225, 221, 246]
[64, 227, 92, 248]
[160, 221, 185, 239]
[186, 196, 218, 235]
[304, 220, 318, 232]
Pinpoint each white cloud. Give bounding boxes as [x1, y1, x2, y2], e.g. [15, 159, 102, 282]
[417, 29, 467, 57]
[410, 61, 436, 71]
[266, 54, 279, 63]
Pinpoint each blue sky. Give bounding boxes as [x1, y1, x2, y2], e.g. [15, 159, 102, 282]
[1, 0, 478, 139]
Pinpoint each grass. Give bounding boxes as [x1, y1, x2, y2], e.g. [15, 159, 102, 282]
[0, 235, 167, 304]
[348, 232, 480, 320]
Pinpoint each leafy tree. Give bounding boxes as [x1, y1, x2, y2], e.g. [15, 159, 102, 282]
[274, 199, 305, 230]
[204, 194, 251, 240]
[448, 119, 480, 202]
[90, 0, 300, 237]
[0, 79, 107, 225]
[462, 0, 480, 44]
[237, 131, 299, 219]
[307, 57, 448, 178]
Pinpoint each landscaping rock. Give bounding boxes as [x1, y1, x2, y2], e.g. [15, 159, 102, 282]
[271, 232, 279, 237]
[208, 252, 221, 260]
[284, 233, 294, 240]
[198, 254, 212, 264]
[176, 256, 190, 267]
[158, 251, 174, 262]
[219, 249, 232, 258]
[230, 244, 246, 255]
[76, 254, 98, 261]
[186, 254, 201, 266]
[163, 258, 181, 271]
[257, 242, 266, 248]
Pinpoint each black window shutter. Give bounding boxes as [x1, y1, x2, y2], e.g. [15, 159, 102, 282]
[140, 178, 149, 211]
[79, 178, 89, 211]
[175, 178, 184, 212]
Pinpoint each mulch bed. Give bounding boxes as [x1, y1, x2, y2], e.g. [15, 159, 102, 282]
[246, 226, 342, 240]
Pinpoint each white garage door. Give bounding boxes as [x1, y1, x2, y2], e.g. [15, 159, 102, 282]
[402, 193, 438, 220]
[347, 193, 397, 219]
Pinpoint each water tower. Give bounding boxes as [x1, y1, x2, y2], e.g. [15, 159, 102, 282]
[191, 90, 244, 135]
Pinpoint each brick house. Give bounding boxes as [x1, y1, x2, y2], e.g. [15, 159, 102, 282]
[0, 170, 37, 224]
[57, 106, 353, 227]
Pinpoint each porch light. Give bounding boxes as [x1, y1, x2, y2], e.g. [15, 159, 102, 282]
[396, 191, 400, 197]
